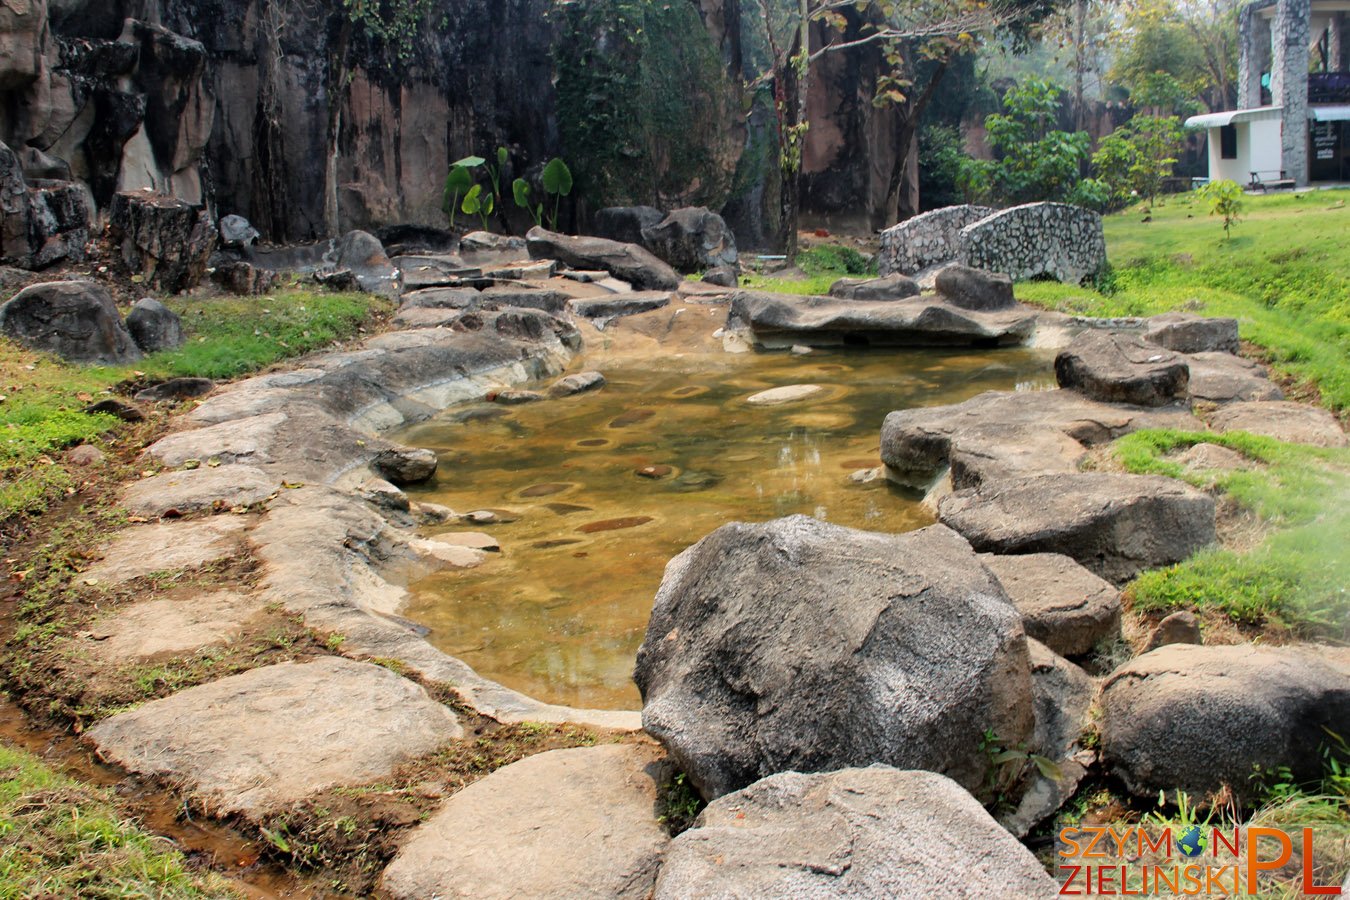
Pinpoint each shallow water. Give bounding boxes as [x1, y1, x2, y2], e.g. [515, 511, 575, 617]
[398, 338, 1055, 709]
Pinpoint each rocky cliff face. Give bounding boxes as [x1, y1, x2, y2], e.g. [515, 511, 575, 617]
[1, 0, 902, 250]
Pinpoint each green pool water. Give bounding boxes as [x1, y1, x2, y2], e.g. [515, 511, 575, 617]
[397, 341, 1055, 710]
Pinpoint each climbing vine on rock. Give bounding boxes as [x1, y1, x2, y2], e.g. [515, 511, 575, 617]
[553, 0, 740, 211]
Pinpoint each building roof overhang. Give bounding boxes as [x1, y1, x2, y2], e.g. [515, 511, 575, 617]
[1184, 106, 1284, 129]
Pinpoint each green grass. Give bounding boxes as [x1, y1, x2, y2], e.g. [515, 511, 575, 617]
[1018, 189, 1350, 411]
[740, 243, 878, 296]
[0, 290, 384, 521]
[1113, 429, 1350, 634]
[0, 741, 237, 898]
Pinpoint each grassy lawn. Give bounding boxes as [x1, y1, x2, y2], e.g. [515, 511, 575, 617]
[0, 290, 387, 523]
[0, 741, 236, 898]
[1110, 429, 1349, 636]
[1017, 189, 1350, 412]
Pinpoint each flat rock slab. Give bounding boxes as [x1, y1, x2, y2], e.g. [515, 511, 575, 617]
[828, 273, 920, 301]
[381, 744, 669, 899]
[938, 473, 1216, 585]
[120, 466, 278, 518]
[654, 767, 1060, 899]
[727, 291, 1036, 349]
[1054, 331, 1189, 407]
[145, 412, 288, 468]
[981, 552, 1121, 657]
[1185, 352, 1282, 404]
[1209, 400, 1347, 447]
[84, 590, 265, 660]
[745, 384, 824, 405]
[1144, 313, 1239, 354]
[84, 517, 249, 584]
[570, 292, 672, 324]
[88, 657, 462, 817]
[880, 389, 1196, 488]
[1100, 644, 1350, 800]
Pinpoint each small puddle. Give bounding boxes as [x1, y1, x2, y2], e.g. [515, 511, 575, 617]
[398, 336, 1055, 710]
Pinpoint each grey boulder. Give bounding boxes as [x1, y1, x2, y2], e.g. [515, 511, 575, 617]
[981, 552, 1121, 657]
[828, 272, 920, 301]
[938, 472, 1215, 585]
[654, 767, 1060, 900]
[335, 230, 401, 298]
[125, 297, 184, 353]
[1144, 313, 1240, 355]
[1100, 644, 1350, 800]
[0, 280, 141, 364]
[526, 226, 681, 291]
[639, 206, 738, 272]
[1055, 331, 1190, 407]
[934, 264, 1016, 311]
[593, 206, 666, 246]
[634, 516, 1033, 800]
[372, 447, 438, 485]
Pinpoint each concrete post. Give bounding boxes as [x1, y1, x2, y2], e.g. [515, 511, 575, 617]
[1238, 1, 1275, 108]
[1331, 12, 1346, 72]
[1271, 0, 1311, 184]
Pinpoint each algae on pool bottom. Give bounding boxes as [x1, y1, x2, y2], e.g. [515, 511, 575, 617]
[396, 345, 1056, 709]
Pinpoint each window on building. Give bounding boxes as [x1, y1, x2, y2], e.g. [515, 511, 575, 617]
[1220, 125, 1238, 159]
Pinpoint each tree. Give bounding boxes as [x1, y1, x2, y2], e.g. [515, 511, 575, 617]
[1109, 0, 1238, 113]
[959, 78, 1091, 205]
[754, 0, 1046, 260]
[1091, 113, 1187, 207]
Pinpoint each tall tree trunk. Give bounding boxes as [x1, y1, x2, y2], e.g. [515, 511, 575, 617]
[775, 0, 810, 263]
[882, 58, 950, 226]
[1072, 0, 1086, 132]
[324, 19, 352, 240]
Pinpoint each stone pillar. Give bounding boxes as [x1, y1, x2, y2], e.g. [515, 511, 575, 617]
[1238, 2, 1274, 108]
[1331, 12, 1346, 72]
[1271, 0, 1311, 184]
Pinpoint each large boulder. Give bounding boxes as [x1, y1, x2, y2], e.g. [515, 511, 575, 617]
[593, 206, 666, 246]
[380, 745, 669, 900]
[334, 229, 400, 298]
[1143, 313, 1240, 355]
[0, 280, 141, 364]
[107, 191, 216, 293]
[937, 472, 1216, 585]
[1209, 400, 1347, 448]
[725, 290, 1037, 350]
[828, 273, 920, 302]
[981, 552, 1121, 658]
[934, 264, 1015, 311]
[1054, 331, 1190, 407]
[639, 206, 737, 272]
[654, 767, 1060, 899]
[634, 517, 1034, 800]
[0, 141, 91, 270]
[1100, 644, 1350, 800]
[125, 297, 184, 353]
[526, 227, 680, 291]
[879, 389, 1198, 489]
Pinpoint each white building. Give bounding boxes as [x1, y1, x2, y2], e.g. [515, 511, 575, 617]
[1187, 0, 1350, 187]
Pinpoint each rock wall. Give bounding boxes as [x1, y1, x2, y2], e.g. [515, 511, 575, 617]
[959, 203, 1106, 285]
[0, 0, 747, 244]
[877, 205, 992, 277]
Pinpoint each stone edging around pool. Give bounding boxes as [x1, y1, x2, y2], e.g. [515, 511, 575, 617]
[107, 305, 643, 732]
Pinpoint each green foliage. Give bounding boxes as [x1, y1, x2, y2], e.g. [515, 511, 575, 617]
[1197, 179, 1244, 238]
[979, 729, 1059, 809]
[960, 79, 1090, 205]
[1112, 429, 1349, 634]
[797, 244, 876, 277]
[657, 771, 705, 836]
[1108, 1, 1214, 113]
[540, 157, 574, 231]
[443, 162, 477, 229]
[554, 0, 737, 210]
[340, 0, 433, 65]
[512, 177, 542, 228]
[918, 124, 968, 211]
[1091, 114, 1187, 208]
[0, 742, 236, 897]
[461, 184, 495, 231]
